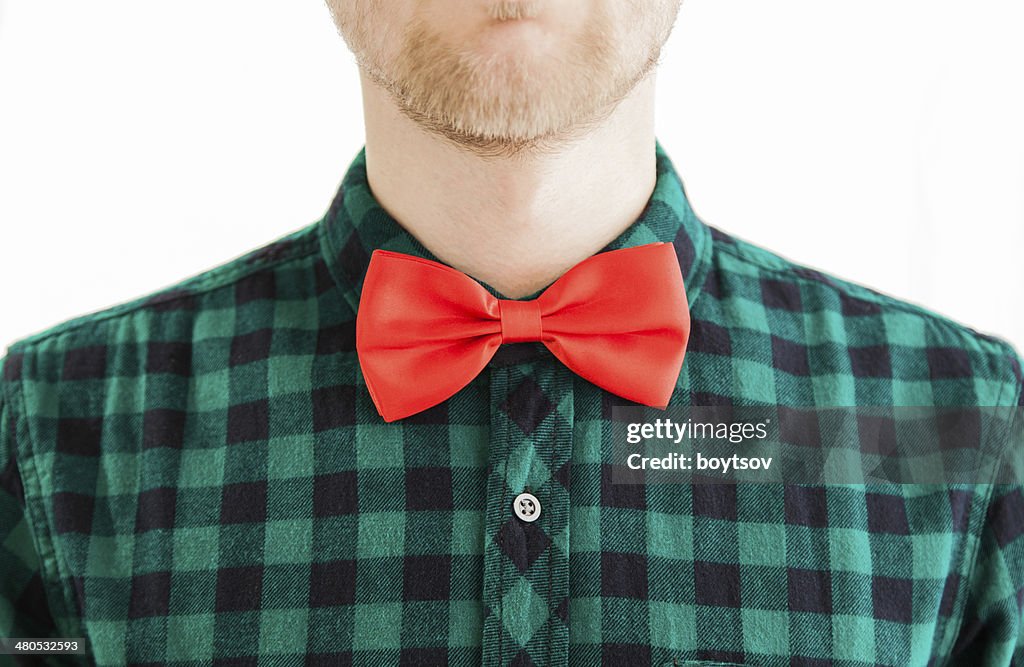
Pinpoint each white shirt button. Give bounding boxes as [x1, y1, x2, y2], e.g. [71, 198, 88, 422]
[513, 492, 541, 522]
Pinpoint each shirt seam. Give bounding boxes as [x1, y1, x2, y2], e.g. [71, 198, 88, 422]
[683, 220, 714, 316]
[0, 371, 85, 643]
[713, 240, 1018, 361]
[936, 372, 1021, 663]
[316, 211, 359, 315]
[498, 365, 509, 665]
[6, 226, 321, 354]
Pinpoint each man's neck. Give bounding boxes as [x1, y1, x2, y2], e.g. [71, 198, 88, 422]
[360, 71, 658, 298]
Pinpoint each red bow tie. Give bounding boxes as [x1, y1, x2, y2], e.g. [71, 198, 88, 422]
[355, 242, 690, 422]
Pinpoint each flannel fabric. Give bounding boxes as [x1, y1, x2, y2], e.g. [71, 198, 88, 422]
[1, 139, 1023, 667]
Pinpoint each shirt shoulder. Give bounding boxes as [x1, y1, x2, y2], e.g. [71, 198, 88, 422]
[699, 225, 1024, 407]
[1, 220, 341, 389]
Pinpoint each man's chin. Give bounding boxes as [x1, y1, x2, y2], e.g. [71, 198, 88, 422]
[395, 99, 578, 156]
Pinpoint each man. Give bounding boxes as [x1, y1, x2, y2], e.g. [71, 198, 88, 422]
[1, 1, 1022, 665]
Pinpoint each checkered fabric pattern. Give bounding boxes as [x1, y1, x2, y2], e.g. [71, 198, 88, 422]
[1, 139, 1023, 667]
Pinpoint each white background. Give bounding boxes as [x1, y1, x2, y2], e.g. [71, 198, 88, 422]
[1, 1, 1022, 354]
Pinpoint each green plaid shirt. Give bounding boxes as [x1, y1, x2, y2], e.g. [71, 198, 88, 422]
[2, 140, 1023, 667]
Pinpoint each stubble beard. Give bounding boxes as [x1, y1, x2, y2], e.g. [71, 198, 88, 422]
[354, 4, 664, 160]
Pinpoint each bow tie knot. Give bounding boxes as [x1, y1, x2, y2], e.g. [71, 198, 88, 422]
[499, 299, 543, 344]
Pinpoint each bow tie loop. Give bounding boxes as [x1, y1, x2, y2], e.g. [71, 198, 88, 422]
[498, 299, 543, 344]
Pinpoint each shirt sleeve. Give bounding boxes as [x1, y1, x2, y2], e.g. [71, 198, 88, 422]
[948, 375, 1024, 665]
[0, 386, 60, 643]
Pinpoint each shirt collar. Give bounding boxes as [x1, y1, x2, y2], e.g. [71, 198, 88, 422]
[318, 138, 712, 316]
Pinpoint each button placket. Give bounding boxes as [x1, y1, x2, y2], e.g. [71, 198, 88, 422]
[481, 359, 573, 667]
